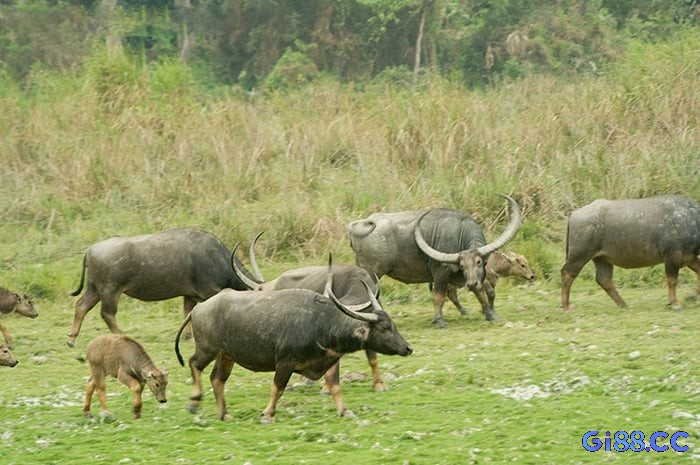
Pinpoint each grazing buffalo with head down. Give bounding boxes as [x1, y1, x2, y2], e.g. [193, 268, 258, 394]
[233, 240, 389, 391]
[174, 275, 412, 423]
[0, 344, 18, 367]
[83, 334, 168, 419]
[0, 287, 38, 347]
[561, 195, 700, 311]
[347, 194, 521, 327]
[68, 228, 254, 347]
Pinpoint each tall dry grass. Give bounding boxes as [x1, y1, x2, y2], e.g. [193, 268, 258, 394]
[1, 29, 698, 295]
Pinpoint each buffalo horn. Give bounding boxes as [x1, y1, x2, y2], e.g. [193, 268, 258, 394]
[414, 210, 461, 264]
[324, 269, 379, 323]
[231, 243, 263, 291]
[414, 194, 521, 262]
[476, 194, 521, 256]
[248, 231, 265, 282]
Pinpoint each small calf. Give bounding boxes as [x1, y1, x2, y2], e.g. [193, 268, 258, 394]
[0, 344, 18, 367]
[0, 287, 38, 347]
[485, 251, 536, 288]
[83, 334, 168, 419]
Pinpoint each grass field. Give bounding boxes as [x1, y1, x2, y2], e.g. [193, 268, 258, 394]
[1, 261, 699, 465]
[1, 29, 699, 464]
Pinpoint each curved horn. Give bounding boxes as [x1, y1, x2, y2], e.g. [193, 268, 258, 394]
[248, 231, 265, 282]
[324, 273, 379, 323]
[414, 210, 461, 264]
[231, 243, 262, 291]
[361, 280, 383, 312]
[476, 194, 521, 256]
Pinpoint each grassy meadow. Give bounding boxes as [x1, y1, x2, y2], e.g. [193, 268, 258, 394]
[1, 29, 699, 464]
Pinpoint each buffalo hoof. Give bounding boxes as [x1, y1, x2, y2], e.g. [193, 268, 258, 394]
[372, 383, 388, 392]
[432, 318, 448, 329]
[340, 408, 357, 418]
[260, 414, 275, 424]
[186, 403, 200, 414]
[667, 302, 683, 311]
[458, 308, 467, 316]
[66, 338, 76, 348]
[99, 411, 116, 423]
[485, 311, 499, 322]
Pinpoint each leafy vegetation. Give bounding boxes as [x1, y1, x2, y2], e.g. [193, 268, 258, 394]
[0, 1, 697, 87]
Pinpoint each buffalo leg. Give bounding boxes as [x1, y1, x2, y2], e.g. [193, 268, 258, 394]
[430, 283, 449, 328]
[663, 261, 683, 310]
[446, 285, 467, 316]
[261, 364, 294, 423]
[0, 322, 12, 347]
[593, 258, 627, 308]
[187, 349, 217, 414]
[181, 297, 196, 340]
[67, 288, 100, 347]
[99, 294, 122, 335]
[84, 369, 109, 418]
[484, 280, 496, 313]
[471, 287, 497, 321]
[323, 362, 351, 417]
[688, 257, 700, 300]
[117, 369, 145, 419]
[366, 350, 386, 391]
[83, 376, 97, 417]
[210, 354, 235, 421]
[560, 259, 587, 311]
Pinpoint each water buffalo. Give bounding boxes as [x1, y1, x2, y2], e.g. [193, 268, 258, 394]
[83, 334, 168, 419]
[232, 238, 389, 391]
[347, 194, 521, 327]
[561, 195, 700, 311]
[0, 344, 18, 367]
[68, 228, 254, 347]
[174, 274, 412, 423]
[0, 287, 38, 347]
[485, 251, 536, 288]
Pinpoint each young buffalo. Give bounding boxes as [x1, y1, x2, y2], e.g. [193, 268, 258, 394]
[83, 334, 168, 420]
[0, 344, 18, 367]
[0, 287, 38, 347]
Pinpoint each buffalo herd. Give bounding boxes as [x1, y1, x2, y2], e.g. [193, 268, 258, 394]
[3, 194, 699, 421]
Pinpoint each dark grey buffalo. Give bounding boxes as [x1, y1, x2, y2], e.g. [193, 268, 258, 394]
[561, 195, 700, 311]
[174, 276, 412, 423]
[68, 228, 254, 347]
[347, 194, 521, 327]
[233, 239, 389, 391]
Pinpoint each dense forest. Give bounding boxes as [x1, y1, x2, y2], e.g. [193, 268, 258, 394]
[1, 0, 698, 89]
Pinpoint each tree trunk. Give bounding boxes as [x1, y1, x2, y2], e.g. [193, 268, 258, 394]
[414, 3, 426, 79]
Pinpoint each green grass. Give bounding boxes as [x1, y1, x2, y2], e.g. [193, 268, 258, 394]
[1, 266, 699, 464]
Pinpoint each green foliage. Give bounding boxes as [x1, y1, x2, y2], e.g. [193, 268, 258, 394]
[1, 1, 696, 88]
[263, 47, 321, 92]
[84, 47, 144, 111]
[148, 58, 194, 98]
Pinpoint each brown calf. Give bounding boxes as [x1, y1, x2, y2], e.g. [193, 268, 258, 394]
[0, 287, 38, 347]
[441, 251, 536, 315]
[83, 334, 168, 419]
[485, 251, 536, 288]
[0, 344, 18, 367]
